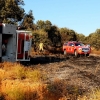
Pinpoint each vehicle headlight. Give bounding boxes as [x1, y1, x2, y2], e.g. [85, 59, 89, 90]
[78, 48, 82, 50]
[78, 48, 82, 52]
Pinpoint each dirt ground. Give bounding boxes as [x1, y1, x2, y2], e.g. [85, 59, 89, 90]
[24, 53, 100, 95]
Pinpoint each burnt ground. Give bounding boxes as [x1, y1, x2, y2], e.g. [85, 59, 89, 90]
[22, 53, 100, 95]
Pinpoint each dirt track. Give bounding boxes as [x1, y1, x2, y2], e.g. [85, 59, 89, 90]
[25, 54, 100, 93]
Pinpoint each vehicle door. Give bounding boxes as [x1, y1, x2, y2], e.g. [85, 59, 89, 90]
[66, 42, 71, 53]
[68, 43, 75, 54]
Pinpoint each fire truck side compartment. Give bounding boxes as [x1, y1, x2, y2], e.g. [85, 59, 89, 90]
[0, 23, 32, 62]
[2, 24, 17, 62]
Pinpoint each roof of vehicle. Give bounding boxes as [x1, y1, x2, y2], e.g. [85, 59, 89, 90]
[67, 41, 82, 43]
[63, 41, 85, 46]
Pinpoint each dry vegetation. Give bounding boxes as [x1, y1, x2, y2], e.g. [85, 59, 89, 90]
[0, 62, 70, 100]
[91, 48, 100, 55]
[0, 49, 100, 100]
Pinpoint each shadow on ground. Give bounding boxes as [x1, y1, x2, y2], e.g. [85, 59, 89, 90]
[20, 55, 69, 66]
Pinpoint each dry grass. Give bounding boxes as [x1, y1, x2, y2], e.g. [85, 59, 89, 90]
[0, 62, 68, 100]
[91, 48, 100, 55]
[78, 88, 100, 100]
[0, 62, 100, 100]
[1, 79, 48, 100]
[0, 62, 48, 100]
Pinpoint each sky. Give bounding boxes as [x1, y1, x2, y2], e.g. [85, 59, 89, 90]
[23, 0, 100, 36]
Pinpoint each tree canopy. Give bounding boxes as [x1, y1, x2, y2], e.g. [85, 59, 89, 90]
[19, 10, 35, 30]
[0, 0, 100, 50]
[0, 0, 25, 24]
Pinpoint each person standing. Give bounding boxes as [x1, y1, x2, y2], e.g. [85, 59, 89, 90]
[39, 42, 44, 52]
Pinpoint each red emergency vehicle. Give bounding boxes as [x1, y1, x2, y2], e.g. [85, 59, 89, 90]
[63, 41, 91, 57]
[0, 23, 32, 62]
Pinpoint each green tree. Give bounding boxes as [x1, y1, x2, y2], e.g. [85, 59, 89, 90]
[0, 0, 24, 24]
[44, 20, 52, 31]
[59, 28, 77, 43]
[76, 33, 86, 42]
[35, 21, 62, 47]
[20, 10, 35, 30]
[68, 29, 77, 41]
[86, 29, 100, 50]
[36, 20, 45, 29]
[47, 25, 60, 46]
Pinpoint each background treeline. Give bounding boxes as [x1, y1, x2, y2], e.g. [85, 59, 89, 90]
[0, 0, 100, 51]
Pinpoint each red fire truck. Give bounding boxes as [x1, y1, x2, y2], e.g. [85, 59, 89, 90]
[0, 23, 32, 62]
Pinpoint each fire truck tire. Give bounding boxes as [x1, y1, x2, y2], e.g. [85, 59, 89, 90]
[74, 50, 78, 57]
[86, 54, 89, 57]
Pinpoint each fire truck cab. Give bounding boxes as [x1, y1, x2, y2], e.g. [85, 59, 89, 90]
[0, 23, 32, 62]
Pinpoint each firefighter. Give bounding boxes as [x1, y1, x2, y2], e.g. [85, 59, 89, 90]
[2, 40, 7, 55]
[39, 42, 44, 52]
[2, 44, 6, 55]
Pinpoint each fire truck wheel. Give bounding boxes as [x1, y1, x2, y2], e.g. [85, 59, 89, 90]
[86, 54, 89, 57]
[74, 50, 78, 57]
